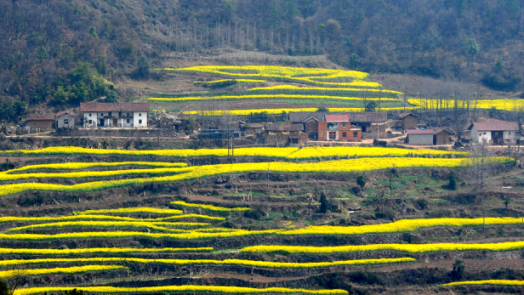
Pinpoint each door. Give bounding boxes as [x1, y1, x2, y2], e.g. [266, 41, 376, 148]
[99, 119, 105, 127]
[113, 119, 117, 127]
[329, 132, 336, 140]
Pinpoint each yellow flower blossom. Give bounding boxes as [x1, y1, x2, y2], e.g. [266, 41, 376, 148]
[3, 162, 187, 174]
[0, 158, 508, 197]
[79, 207, 183, 216]
[183, 106, 416, 116]
[0, 257, 415, 269]
[241, 241, 524, 254]
[148, 94, 398, 102]
[248, 85, 403, 94]
[0, 265, 128, 279]
[171, 200, 250, 212]
[7, 221, 210, 233]
[443, 280, 524, 287]
[0, 214, 225, 223]
[14, 285, 349, 295]
[408, 98, 524, 112]
[0, 247, 212, 255]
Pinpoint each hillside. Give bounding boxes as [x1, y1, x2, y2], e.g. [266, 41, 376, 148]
[2, 0, 524, 120]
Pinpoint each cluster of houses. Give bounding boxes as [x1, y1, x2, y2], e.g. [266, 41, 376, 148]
[20, 102, 522, 146]
[22, 102, 150, 132]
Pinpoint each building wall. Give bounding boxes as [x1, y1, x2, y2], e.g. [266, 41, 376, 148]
[305, 120, 319, 139]
[28, 120, 53, 131]
[504, 130, 518, 143]
[403, 116, 418, 130]
[435, 132, 451, 145]
[471, 127, 491, 143]
[408, 134, 434, 145]
[318, 122, 361, 141]
[57, 114, 75, 129]
[84, 112, 98, 128]
[83, 112, 147, 128]
[134, 112, 148, 127]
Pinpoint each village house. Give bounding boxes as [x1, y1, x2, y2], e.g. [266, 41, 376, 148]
[318, 115, 362, 141]
[80, 102, 150, 128]
[398, 112, 419, 130]
[56, 110, 76, 129]
[244, 123, 265, 135]
[406, 129, 435, 145]
[261, 123, 308, 146]
[434, 128, 454, 145]
[290, 112, 386, 139]
[469, 122, 520, 145]
[22, 114, 55, 132]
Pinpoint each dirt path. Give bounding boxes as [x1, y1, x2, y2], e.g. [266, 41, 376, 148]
[201, 272, 311, 283]
[372, 258, 524, 273]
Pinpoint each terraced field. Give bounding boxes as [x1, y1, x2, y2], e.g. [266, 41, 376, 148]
[0, 145, 523, 294]
[144, 65, 521, 115]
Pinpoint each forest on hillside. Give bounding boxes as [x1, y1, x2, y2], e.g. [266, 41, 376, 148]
[1, 0, 524, 119]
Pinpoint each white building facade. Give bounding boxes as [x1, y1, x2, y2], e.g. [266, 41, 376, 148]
[80, 102, 150, 128]
[56, 110, 76, 129]
[469, 122, 520, 145]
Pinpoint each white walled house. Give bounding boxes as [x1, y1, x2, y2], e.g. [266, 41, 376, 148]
[469, 122, 520, 145]
[56, 110, 76, 129]
[80, 102, 150, 128]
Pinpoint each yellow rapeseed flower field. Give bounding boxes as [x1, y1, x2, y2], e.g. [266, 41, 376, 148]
[408, 98, 524, 112]
[279, 217, 524, 236]
[159, 65, 370, 85]
[0, 265, 128, 279]
[443, 280, 524, 286]
[0, 257, 415, 269]
[0, 166, 192, 182]
[248, 85, 403, 94]
[183, 106, 416, 116]
[78, 207, 183, 216]
[7, 221, 211, 233]
[148, 94, 398, 102]
[0, 158, 508, 197]
[0, 214, 225, 223]
[171, 200, 250, 212]
[0, 247, 213, 255]
[241, 241, 524, 254]
[0, 217, 520, 241]
[2, 146, 463, 159]
[194, 79, 266, 84]
[14, 285, 349, 295]
[4, 162, 187, 174]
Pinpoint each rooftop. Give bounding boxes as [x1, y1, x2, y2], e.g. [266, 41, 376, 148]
[25, 114, 55, 121]
[290, 112, 387, 123]
[399, 112, 418, 119]
[407, 129, 435, 135]
[80, 102, 150, 113]
[325, 115, 350, 122]
[470, 122, 520, 131]
[264, 123, 304, 132]
[56, 110, 76, 117]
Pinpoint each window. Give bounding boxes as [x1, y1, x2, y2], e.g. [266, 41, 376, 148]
[127, 113, 130, 117]
[139, 120, 142, 124]
[127, 119, 130, 123]
[89, 120, 92, 124]
[63, 119, 69, 125]
[342, 132, 347, 138]
[321, 130, 325, 137]
[354, 131, 358, 138]
[109, 112, 112, 116]
[342, 123, 347, 128]
[139, 113, 142, 117]
[101, 113, 103, 116]
[89, 113, 92, 117]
